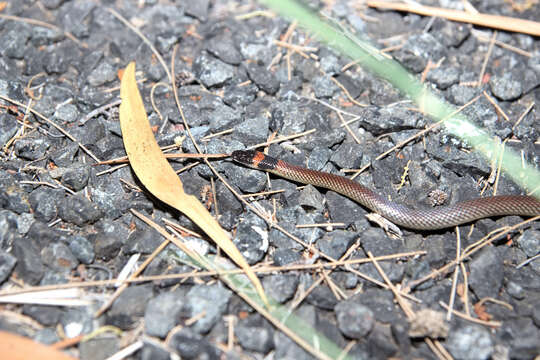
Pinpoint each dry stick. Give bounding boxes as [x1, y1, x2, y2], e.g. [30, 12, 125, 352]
[366, 1, 540, 36]
[296, 223, 346, 228]
[460, 262, 471, 316]
[19, 180, 59, 189]
[483, 90, 509, 122]
[433, 339, 453, 360]
[516, 252, 540, 269]
[477, 31, 497, 87]
[439, 302, 501, 327]
[247, 128, 317, 149]
[79, 99, 122, 125]
[211, 177, 219, 218]
[0, 251, 424, 297]
[290, 272, 324, 310]
[175, 161, 199, 174]
[119, 178, 143, 193]
[0, 94, 100, 163]
[336, 111, 361, 144]
[367, 251, 415, 319]
[273, 39, 317, 54]
[446, 227, 461, 321]
[96, 163, 129, 176]
[225, 315, 235, 351]
[235, 10, 275, 20]
[512, 101, 534, 130]
[163, 218, 203, 238]
[477, 297, 513, 310]
[97, 152, 227, 165]
[106, 7, 172, 83]
[0, 14, 87, 48]
[150, 82, 170, 134]
[310, 96, 360, 119]
[337, 341, 356, 360]
[348, 163, 371, 180]
[424, 338, 446, 360]
[201, 128, 234, 141]
[320, 270, 344, 301]
[240, 189, 285, 198]
[331, 77, 367, 108]
[473, 30, 532, 57]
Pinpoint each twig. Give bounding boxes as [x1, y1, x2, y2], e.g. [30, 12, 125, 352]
[439, 301, 501, 327]
[248, 129, 316, 149]
[79, 99, 122, 125]
[367, 1, 540, 36]
[477, 31, 497, 87]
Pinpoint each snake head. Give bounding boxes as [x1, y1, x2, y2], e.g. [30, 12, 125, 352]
[231, 150, 278, 170]
[231, 150, 258, 166]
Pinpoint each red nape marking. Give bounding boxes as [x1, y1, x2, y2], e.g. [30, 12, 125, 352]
[252, 151, 266, 168]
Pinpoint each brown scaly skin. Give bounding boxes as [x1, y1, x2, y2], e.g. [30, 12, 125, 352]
[231, 150, 540, 230]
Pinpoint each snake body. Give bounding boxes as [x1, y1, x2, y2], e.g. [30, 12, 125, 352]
[231, 150, 540, 230]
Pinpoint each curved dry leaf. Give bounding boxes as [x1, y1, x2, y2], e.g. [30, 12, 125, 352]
[119, 62, 267, 305]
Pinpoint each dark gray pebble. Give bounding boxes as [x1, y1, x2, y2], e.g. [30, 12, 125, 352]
[468, 247, 503, 300]
[193, 53, 235, 88]
[236, 314, 274, 353]
[0, 113, 18, 146]
[262, 273, 299, 303]
[58, 195, 102, 226]
[335, 300, 374, 339]
[12, 238, 44, 285]
[40, 242, 78, 272]
[61, 163, 91, 191]
[68, 235, 94, 264]
[232, 212, 268, 264]
[489, 72, 523, 101]
[107, 284, 155, 330]
[140, 340, 171, 360]
[169, 327, 222, 359]
[446, 324, 493, 360]
[184, 284, 231, 334]
[28, 188, 62, 222]
[0, 251, 17, 284]
[90, 232, 122, 261]
[272, 248, 302, 266]
[318, 230, 356, 260]
[516, 229, 540, 257]
[298, 184, 325, 211]
[144, 289, 186, 338]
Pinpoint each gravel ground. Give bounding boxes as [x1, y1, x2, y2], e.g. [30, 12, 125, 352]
[0, 1, 539, 359]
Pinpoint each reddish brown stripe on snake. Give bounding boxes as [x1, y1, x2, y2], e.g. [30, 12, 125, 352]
[231, 150, 540, 230]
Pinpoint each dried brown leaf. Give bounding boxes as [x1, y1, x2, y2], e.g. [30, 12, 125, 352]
[119, 62, 267, 305]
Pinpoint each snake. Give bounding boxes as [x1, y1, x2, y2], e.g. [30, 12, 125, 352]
[231, 150, 540, 230]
